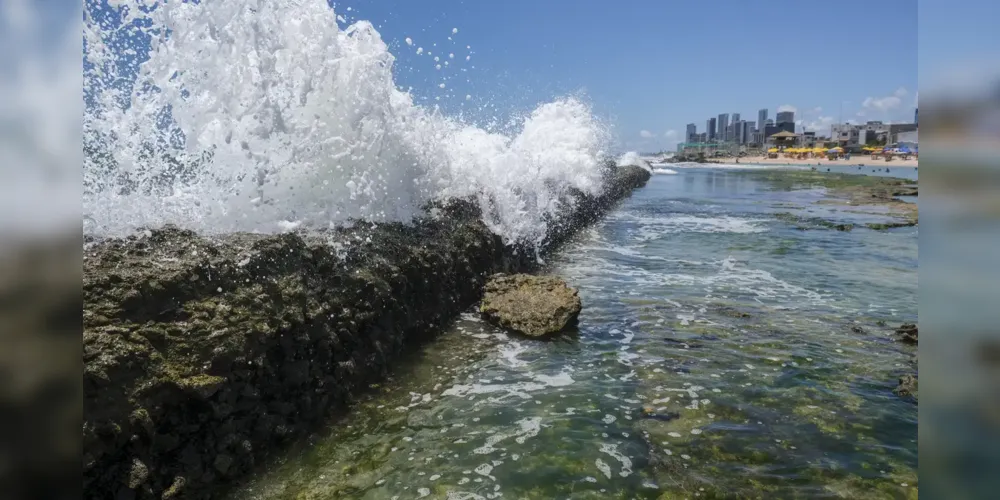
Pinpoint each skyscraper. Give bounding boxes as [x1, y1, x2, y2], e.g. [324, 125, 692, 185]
[686, 123, 697, 143]
[732, 113, 741, 125]
[707, 117, 717, 141]
[741, 121, 755, 144]
[776, 110, 794, 125]
[718, 114, 729, 141]
[758, 109, 768, 134]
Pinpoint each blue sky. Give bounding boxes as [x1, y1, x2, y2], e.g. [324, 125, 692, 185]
[334, 0, 918, 152]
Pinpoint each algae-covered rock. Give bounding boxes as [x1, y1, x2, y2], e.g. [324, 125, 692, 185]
[895, 323, 918, 344]
[894, 374, 918, 399]
[866, 220, 917, 230]
[480, 274, 581, 337]
[83, 164, 650, 499]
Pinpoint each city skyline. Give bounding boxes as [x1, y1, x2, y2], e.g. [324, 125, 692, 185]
[662, 92, 917, 152]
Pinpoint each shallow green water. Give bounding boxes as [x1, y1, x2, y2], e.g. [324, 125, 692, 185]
[234, 169, 918, 499]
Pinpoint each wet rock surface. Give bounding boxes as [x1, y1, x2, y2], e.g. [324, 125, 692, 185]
[774, 212, 854, 232]
[895, 323, 918, 344]
[893, 374, 918, 399]
[480, 274, 582, 337]
[751, 171, 919, 230]
[83, 165, 650, 499]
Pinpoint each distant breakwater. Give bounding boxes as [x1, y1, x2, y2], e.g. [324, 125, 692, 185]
[82, 164, 650, 500]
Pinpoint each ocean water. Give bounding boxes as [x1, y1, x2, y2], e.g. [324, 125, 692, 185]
[233, 169, 919, 499]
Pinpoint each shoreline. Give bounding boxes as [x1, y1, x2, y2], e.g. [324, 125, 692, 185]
[713, 156, 918, 168]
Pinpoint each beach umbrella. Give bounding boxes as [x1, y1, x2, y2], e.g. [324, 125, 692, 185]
[767, 147, 778, 153]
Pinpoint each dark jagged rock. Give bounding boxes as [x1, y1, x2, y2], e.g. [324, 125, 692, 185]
[83, 165, 650, 500]
[890, 185, 918, 197]
[893, 374, 918, 399]
[480, 274, 581, 337]
[866, 220, 917, 230]
[774, 212, 853, 232]
[717, 306, 752, 319]
[640, 407, 680, 422]
[895, 323, 918, 344]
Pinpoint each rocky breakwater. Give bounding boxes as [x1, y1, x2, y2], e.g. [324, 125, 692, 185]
[83, 164, 650, 499]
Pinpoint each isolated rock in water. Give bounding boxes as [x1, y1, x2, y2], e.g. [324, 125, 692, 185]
[480, 274, 581, 337]
[895, 323, 918, 344]
[894, 374, 918, 399]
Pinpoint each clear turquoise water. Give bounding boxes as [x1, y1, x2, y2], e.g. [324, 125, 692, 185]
[235, 169, 918, 499]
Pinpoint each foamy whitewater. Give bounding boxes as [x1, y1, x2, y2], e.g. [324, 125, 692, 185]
[615, 151, 651, 172]
[83, 0, 608, 245]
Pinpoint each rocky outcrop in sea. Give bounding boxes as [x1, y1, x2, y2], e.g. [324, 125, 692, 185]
[480, 274, 581, 337]
[83, 164, 650, 499]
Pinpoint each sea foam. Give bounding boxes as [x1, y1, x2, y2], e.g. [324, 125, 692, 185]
[83, 0, 609, 245]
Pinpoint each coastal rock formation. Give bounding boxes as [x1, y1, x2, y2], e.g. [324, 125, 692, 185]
[893, 374, 918, 399]
[480, 274, 581, 337]
[774, 212, 854, 232]
[865, 220, 918, 230]
[83, 164, 650, 499]
[895, 323, 918, 344]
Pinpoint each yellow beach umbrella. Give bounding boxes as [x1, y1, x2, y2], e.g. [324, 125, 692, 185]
[767, 147, 778, 153]
[829, 146, 844, 152]
[812, 147, 826, 154]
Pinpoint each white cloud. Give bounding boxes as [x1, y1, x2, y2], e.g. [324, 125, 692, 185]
[639, 130, 654, 138]
[862, 94, 902, 111]
[894, 87, 908, 98]
[813, 106, 823, 113]
[777, 104, 797, 113]
[802, 115, 835, 133]
[664, 129, 677, 138]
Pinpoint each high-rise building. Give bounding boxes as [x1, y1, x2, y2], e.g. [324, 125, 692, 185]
[776, 110, 794, 125]
[758, 109, 768, 134]
[707, 117, 717, 141]
[732, 113, 741, 126]
[741, 121, 755, 144]
[718, 114, 729, 141]
[686, 123, 697, 142]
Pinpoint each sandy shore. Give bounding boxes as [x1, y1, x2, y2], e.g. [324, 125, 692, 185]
[733, 156, 918, 168]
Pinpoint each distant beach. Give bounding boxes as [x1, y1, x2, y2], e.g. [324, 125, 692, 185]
[732, 155, 917, 168]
